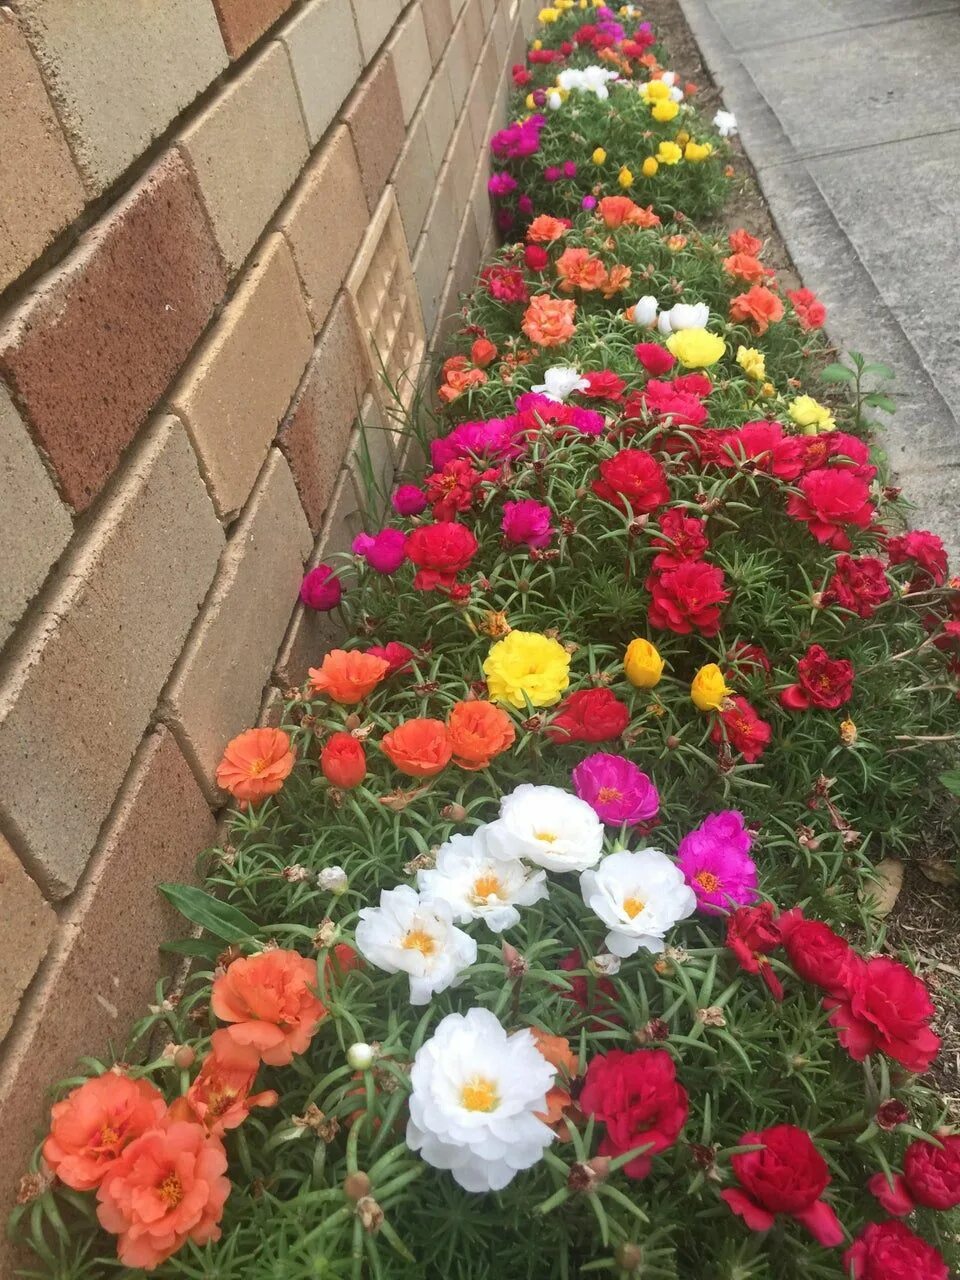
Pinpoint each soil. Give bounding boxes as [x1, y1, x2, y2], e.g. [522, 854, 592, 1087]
[642, 0, 960, 1114]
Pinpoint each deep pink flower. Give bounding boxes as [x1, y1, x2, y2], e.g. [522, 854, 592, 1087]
[392, 484, 428, 517]
[634, 343, 676, 375]
[676, 810, 757, 915]
[488, 171, 517, 197]
[844, 1220, 949, 1280]
[299, 565, 342, 611]
[353, 528, 408, 575]
[571, 752, 659, 826]
[501, 499, 554, 549]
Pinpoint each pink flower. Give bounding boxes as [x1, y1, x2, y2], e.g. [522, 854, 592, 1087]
[634, 343, 676, 375]
[366, 641, 415, 675]
[299, 565, 342, 611]
[392, 485, 428, 516]
[571, 752, 659, 826]
[353, 528, 408, 574]
[676, 810, 757, 915]
[501, 499, 554, 549]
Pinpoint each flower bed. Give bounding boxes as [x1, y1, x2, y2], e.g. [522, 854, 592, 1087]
[13, 4, 960, 1279]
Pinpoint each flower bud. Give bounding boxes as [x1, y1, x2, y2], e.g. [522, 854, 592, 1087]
[615, 1243, 644, 1271]
[173, 1045, 196, 1069]
[440, 802, 467, 822]
[317, 865, 349, 894]
[347, 1042, 376, 1071]
[355, 1195, 384, 1232]
[343, 1171, 371, 1201]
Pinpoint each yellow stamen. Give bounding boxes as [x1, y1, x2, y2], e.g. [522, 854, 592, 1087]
[623, 896, 646, 919]
[402, 929, 436, 955]
[694, 870, 721, 893]
[470, 873, 504, 903]
[157, 1174, 184, 1208]
[460, 1076, 499, 1112]
[534, 829, 558, 844]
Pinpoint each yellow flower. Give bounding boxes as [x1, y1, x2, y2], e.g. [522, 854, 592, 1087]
[665, 328, 726, 368]
[532, 38, 543, 50]
[788, 394, 836, 434]
[657, 141, 682, 165]
[839, 718, 858, 746]
[652, 99, 680, 123]
[592, 146, 607, 165]
[557, 0, 575, 8]
[645, 80, 670, 102]
[624, 638, 664, 688]
[642, 156, 659, 177]
[484, 631, 571, 709]
[525, 93, 536, 110]
[761, 381, 775, 397]
[684, 141, 713, 162]
[538, 7, 560, 21]
[618, 165, 634, 188]
[690, 664, 731, 711]
[736, 345, 766, 381]
[676, 129, 690, 147]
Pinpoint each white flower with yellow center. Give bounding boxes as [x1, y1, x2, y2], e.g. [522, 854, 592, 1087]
[484, 784, 604, 873]
[407, 1007, 557, 1191]
[355, 885, 476, 1004]
[531, 365, 590, 402]
[416, 832, 548, 933]
[557, 65, 620, 100]
[580, 849, 696, 957]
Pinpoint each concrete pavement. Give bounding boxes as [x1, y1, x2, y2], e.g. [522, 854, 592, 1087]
[678, 0, 960, 563]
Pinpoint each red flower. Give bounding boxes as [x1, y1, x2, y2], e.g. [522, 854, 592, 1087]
[580, 370, 625, 400]
[786, 468, 875, 550]
[885, 530, 949, 588]
[647, 559, 728, 636]
[726, 903, 783, 999]
[480, 264, 529, 304]
[843, 1221, 949, 1280]
[710, 696, 772, 763]
[366, 641, 415, 674]
[633, 379, 709, 428]
[780, 644, 854, 711]
[826, 955, 941, 1073]
[823, 554, 892, 618]
[721, 1124, 844, 1246]
[524, 244, 550, 271]
[546, 687, 630, 743]
[320, 733, 366, 789]
[580, 1049, 688, 1179]
[634, 342, 676, 375]
[650, 508, 709, 570]
[592, 448, 670, 514]
[724, 642, 771, 679]
[778, 911, 857, 994]
[557, 949, 617, 1024]
[716, 420, 804, 480]
[406, 521, 478, 591]
[425, 458, 489, 520]
[671, 373, 712, 398]
[787, 287, 826, 330]
[795, 430, 875, 481]
[869, 1134, 960, 1217]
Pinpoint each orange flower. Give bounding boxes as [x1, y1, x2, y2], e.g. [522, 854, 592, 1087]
[174, 1030, 277, 1137]
[308, 649, 390, 704]
[211, 949, 327, 1066]
[441, 354, 468, 376]
[215, 728, 296, 805]
[43, 1073, 167, 1192]
[447, 700, 516, 770]
[471, 337, 497, 368]
[596, 195, 661, 230]
[722, 252, 770, 284]
[532, 1029, 581, 1139]
[600, 263, 632, 298]
[380, 718, 453, 777]
[522, 294, 577, 347]
[438, 367, 487, 403]
[666, 234, 688, 252]
[556, 246, 608, 293]
[526, 214, 568, 244]
[728, 227, 763, 256]
[96, 1120, 230, 1270]
[729, 285, 784, 335]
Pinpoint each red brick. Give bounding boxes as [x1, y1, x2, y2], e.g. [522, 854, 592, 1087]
[0, 152, 227, 513]
[0, 727, 217, 1277]
[343, 54, 406, 213]
[211, 0, 292, 57]
[421, 0, 453, 63]
[278, 295, 371, 535]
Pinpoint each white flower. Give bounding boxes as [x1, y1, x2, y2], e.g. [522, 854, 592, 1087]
[407, 1008, 556, 1192]
[580, 849, 696, 957]
[660, 70, 678, 87]
[547, 90, 563, 110]
[659, 301, 711, 333]
[669, 85, 684, 103]
[713, 109, 738, 137]
[347, 1042, 376, 1070]
[630, 295, 659, 327]
[557, 65, 619, 100]
[531, 365, 590, 402]
[355, 885, 476, 1005]
[484, 784, 604, 873]
[317, 865, 348, 894]
[417, 831, 548, 933]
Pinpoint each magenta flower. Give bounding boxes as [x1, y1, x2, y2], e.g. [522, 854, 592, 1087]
[563, 161, 577, 178]
[676, 811, 757, 914]
[518, 194, 534, 216]
[571, 752, 659, 826]
[581, 195, 598, 211]
[501, 499, 554, 549]
[488, 172, 518, 197]
[299, 564, 342, 611]
[392, 484, 428, 517]
[353, 528, 408, 574]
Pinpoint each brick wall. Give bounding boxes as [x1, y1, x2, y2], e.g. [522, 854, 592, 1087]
[0, 0, 539, 1251]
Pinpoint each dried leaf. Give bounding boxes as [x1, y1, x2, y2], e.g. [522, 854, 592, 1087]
[917, 859, 959, 888]
[861, 858, 904, 917]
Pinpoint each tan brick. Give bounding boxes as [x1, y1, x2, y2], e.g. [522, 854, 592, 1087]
[447, 111, 476, 227]
[278, 294, 371, 535]
[491, 1, 512, 62]
[389, 5, 432, 125]
[393, 109, 439, 247]
[0, 12, 84, 292]
[472, 144, 495, 248]
[413, 181, 459, 336]
[508, 10, 526, 64]
[278, 127, 369, 334]
[466, 59, 494, 153]
[0, 151, 228, 514]
[178, 42, 309, 274]
[0, 836, 56, 1042]
[0, 385, 72, 648]
[274, 593, 345, 688]
[0, 726, 217, 1277]
[349, 392, 397, 514]
[160, 450, 312, 800]
[212, 0, 292, 58]
[446, 14, 473, 115]
[343, 53, 406, 213]
[318, 466, 366, 569]
[466, 1, 486, 54]
[258, 682, 286, 727]
[0, 417, 223, 900]
[279, 0, 363, 145]
[14, 0, 226, 197]
[480, 0, 496, 24]
[421, 0, 453, 64]
[350, 0, 403, 63]
[422, 66, 457, 171]
[171, 234, 314, 520]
